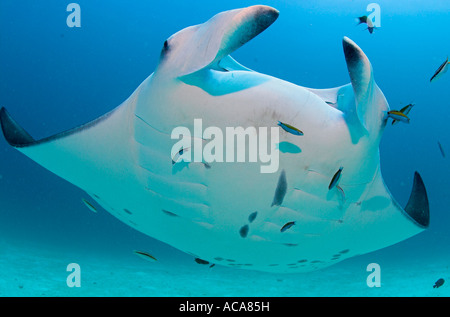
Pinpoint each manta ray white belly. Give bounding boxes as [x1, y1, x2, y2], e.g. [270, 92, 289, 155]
[0, 5, 429, 273]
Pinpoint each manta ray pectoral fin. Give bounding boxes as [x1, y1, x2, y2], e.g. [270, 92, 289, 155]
[403, 172, 430, 228]
[158, 5, 279, 77]
[358, 170, 430, 254]
[0, 106, 118, 149]
[0, 104, 132, 192]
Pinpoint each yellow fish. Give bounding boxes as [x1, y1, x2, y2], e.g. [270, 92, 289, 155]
[392, 104, 414, 125]
[387, 110, 410, 124]
[277, 121, 303, 136]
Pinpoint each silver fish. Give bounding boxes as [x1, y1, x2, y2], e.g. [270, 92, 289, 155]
[430, 57, 449, 82]
[134, 250, 157, 262]
[280, 221, 296, 232]
[438, 141, 446, 158]
[329, 167, 343, 190]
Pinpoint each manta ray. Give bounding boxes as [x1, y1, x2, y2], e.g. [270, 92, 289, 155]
[0, 5, 429, 273]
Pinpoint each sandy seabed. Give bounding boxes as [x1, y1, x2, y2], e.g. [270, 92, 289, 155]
[0, 237, 448, 298]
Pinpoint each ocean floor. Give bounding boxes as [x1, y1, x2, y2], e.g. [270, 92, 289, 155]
[0, 236, 448, 297]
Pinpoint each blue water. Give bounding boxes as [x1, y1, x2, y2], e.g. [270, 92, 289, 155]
[0, 0, 449, 297]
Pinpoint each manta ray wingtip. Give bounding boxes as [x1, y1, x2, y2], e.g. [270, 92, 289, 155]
[249, 4, 279, 17]
[342, 36, 360, 55]
[240, 5, 279, 40]
[0, 107, 35, 147]
[342, 36, 353, 44]
[342, 36, 365, 65]
[404, 171, 430, 228]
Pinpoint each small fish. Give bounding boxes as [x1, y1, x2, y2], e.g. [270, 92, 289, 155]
[162, 209, 179, 217]
[438, 141, 446, 158]
[328, 167, 343, 190]
[82, 198, 97, 213]
[172, 147, 189, 165]
[248, 211, 258, 223]
[433, 278, 445, 289]
[194, 258, 210, 265]
[133, 250, 157, 262]
[387, 110, 410, 124]
[239, 225, 249, 238]
[277, 121, 303, 136]
[357, 15, 368, 25]
[280, 221, 296, 232]
[356, 15, 375, 34]
[430, 57, 449, 83]
[392, 103, 414, 125]
[366, 18, 375, 34]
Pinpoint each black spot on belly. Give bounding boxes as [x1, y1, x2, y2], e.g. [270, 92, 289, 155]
[123, 208, 132, 215]
[271, 169, 287, 207]
[297, 259, 308, 263]
[339, 249, 350, 254]
[239, 225, 249, 238]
